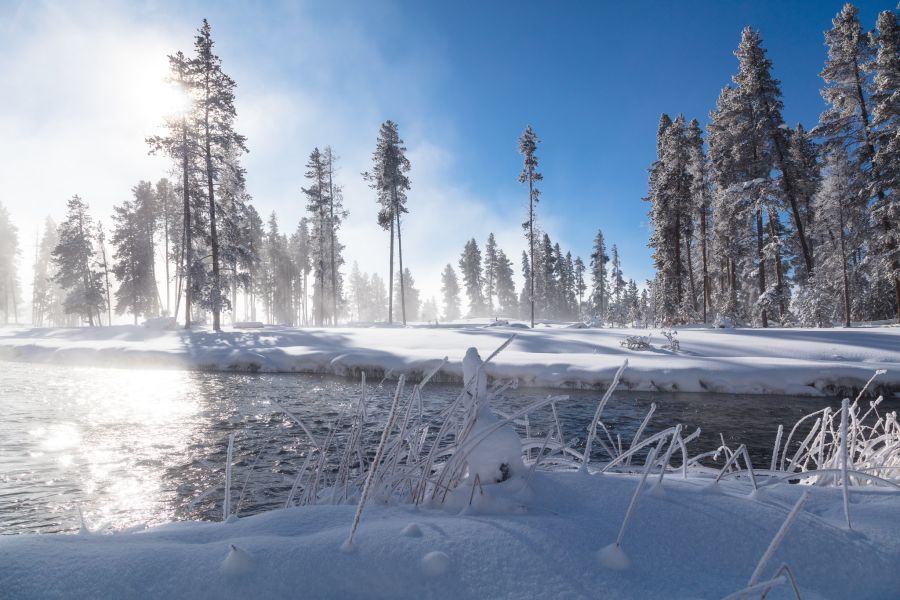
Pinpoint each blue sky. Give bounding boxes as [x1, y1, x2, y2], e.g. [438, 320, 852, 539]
[0, 0, 893, 306]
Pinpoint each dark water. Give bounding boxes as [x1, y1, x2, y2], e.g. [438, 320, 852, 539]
[1, 361, 891, 534]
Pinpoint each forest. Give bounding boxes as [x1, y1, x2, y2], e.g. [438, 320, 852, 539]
[0, 4, 898, 330]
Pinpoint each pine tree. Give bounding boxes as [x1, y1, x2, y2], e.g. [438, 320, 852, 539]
[608, 244, 626, 325]
[363, 120, 411, 325]
[686, 119, 712, 322]
[494, 249, 517, 317]
[289, 217, 311, 325]
[483, 232, 499, 313]
[0, 201, 19, 324]
[111, 183, 159, 322]
[459, 239, 486, 316]
[95, 222, 113, 326]
[324, 147, 347, 325]
[191, 19, 247, 331]
[870, 9, 900, 321]
[147, 50, 199, 329]
[52, 196, 105, 325]
[519, 251, 532, 320]
[735, 27, 813, 277]
[441, 263, 461, 321]
[573, 256, 586, 320]
[589, 229, 609, 323]
[518, 125, 542, 328]
[32, 217, 66, 327]
[393, 268, 420, 322]
[304, 147, 330, 326]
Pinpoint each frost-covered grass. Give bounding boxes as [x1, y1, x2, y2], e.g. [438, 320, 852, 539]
[1, 339, 899, 599]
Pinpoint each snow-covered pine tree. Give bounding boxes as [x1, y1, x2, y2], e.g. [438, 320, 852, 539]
[369, 273, 388, 323]
[32, 217, 67, 327]
[801, 148, 860, 327]
[95, 222, 113, 326]
[111, 183, 160, 323]
[483, 232, 499, 313]
[441, 263, 461, 321]
[289, 218, 311, 325]
[0, 201, 19, 324]
[870, 8, 900, 321]
[518, 125, 542, 328]
[646, 115, 692, 325]
[242, 204, 264, 321]
[686, 119, 712, 322]
[519, 251, 531, 320]
[393, 268, 420, 322]
[363, 121, 411, 325]
[589, 229, 609, 323]
[459, 239, 486, 317]
[52, 196, 106, 326]
[573, 256, 586, 320]
[735, 27, 814, 278]
[562, 250, 577, 320]
[191, 19, 247, 331]
[324, 147, 347, 325]
[304, 147, 330, 327]
[495, 249, 517, 317]
[147, 50, 200, 329]
[608, 244, 626, 325]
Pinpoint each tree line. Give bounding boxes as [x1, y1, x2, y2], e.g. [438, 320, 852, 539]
[645, 5, 900, 327]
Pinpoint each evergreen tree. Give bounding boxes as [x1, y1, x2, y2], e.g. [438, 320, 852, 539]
[304, 147, 330, 326]
[32, 217, 66, 327]
[459, 238, 486, 316]
[483, 232, 499, 312]
[686, 119, 713, 322]
[589, 229, 609, 323]
[0, 201, 19, 324]
[870, 9, 900, 321]
[289, 217, 311, 325]
[573, 256, 587, 319]
[393, 268, 420, 322]
[324, 146, 347, 325]
[495, 249, 517, 317]
[147, 50, 200, 329]
[608, 244, 626, 325]
[52, 196, 105, 325]
[95, 222, 113, 326]
[370, 273, 388, 323]
[519, 251, 532, 320]
[191, 19, 247, 331]
[363, 120, 411, 325]
[111, 183, 159, 322]
[518, 125, 542, 328]
[441, 263, 461, 321]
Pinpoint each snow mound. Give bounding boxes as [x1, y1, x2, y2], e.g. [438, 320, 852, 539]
[420, 551, 451, 577]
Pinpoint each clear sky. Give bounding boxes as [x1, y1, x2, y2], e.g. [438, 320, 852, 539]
[0, 0, 893, 313]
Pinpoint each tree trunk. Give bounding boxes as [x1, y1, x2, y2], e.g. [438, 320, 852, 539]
[529, 177, 535, 329]
[396, 210, 406, 325]
[700, 209, 709, 323]
[388, 218, 394, 324]
[182, 115, 192, 331]
[756, 206, 768, 328]
[328, 160, 338, 326]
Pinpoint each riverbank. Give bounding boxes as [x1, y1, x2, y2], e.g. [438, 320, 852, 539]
[1, 323, 898, 396]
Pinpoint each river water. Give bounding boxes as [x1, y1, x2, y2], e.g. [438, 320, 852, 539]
[1, 361, 885, 534]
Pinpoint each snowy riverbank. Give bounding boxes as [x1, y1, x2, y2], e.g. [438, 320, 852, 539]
[1, 323, 898, 395]
[1, 471, 898, 599]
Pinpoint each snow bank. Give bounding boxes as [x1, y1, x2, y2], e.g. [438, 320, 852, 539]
[1, 324, 898, 395]
[1, 472, 898, 599]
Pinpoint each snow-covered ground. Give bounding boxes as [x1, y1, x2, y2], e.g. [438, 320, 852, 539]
[1, 471, 898, 599]
[1, 322, 898, 395]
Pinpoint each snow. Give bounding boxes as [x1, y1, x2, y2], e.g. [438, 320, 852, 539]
[1, 322, 898, 395]
[1, 471, 898, 599]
